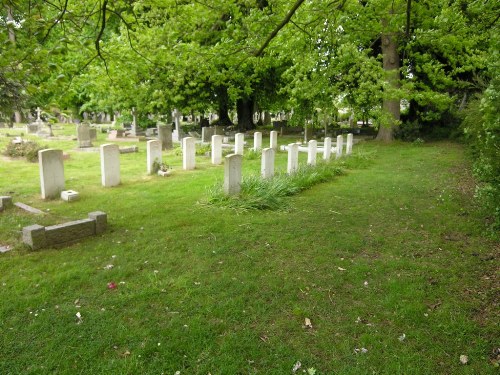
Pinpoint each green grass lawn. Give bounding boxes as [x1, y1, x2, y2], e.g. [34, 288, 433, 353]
[0, 126, 498, 374]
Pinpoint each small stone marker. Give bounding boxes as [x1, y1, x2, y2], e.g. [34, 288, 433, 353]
[100, 144, 120, 187]
[119, 146, 138, 154]
[39, 149, 65, 199]
[0, 196, 13, 211]
[157, 124, 173, 150]
[61, 190, 79, 202]
[323, 137, 332, 161]
[346, 133, 353, 155]
[307, 140, 317, 166]
[261, 148, 275, 179]
[336, 135, 343, 159]
[224, 154, 243, 195]
[77, 123, 93, 148]
[182, 137, 196, 170]
[211, 135, 223, 165]
[270, 130, 278, 150]
[146, 140, 162, 174]
[253, 132, 262, 151]
[287, 143, 299, 174]
[235, 133, 244, 155]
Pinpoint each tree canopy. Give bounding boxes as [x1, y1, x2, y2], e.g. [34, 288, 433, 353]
[1, 0, 498, 139]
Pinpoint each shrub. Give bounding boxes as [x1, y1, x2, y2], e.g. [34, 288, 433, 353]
[3, 140, 47, 162]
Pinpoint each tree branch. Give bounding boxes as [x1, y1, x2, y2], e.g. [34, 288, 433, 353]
[253, 0, 306, 57]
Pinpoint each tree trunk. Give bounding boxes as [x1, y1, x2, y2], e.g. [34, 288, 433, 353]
[216, 86, 233, 126]
[236, 98, 255, 131]
[376, 19, 400, 142]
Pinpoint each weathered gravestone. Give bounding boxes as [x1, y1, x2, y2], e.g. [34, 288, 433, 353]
[157, 124, 173, 150]
[235, 133, 244, 155]
[307, 140, 317, 166]
[346, 133, 353, 155]
[323, 137, 332, 161]
[224, 154, 242, 195]
[270, 130, 278, 150]
[211, 135, 223, 165]
[77, 123, 93, 148]
[100, 144, 120, 187]
[39, 149, 65, 199]
[182, 137, 196, 170]
[253, 132, 262, 151]
[147, 140, 162, 174]
[261, 148, 275, 179]
[287, 143, 299, 174]
[336, 135, 343, 159]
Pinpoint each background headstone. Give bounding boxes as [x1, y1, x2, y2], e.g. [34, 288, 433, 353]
[235, 133, 244, 155]
[323, 137, 332, 161]
[270, 130, 278, 150]
[287, 143, 299, 174]
[39, 149, 65, 199]
[157, 124, 173, 150]
[261, 148, 275, 179]
[77, 123, 93, 148]
[211, 135, 223, 165]
[224, 154, 243, 195]
[182, 137, 196, 170]
[253, 132, 262, 151]
[147, 140, 162, 174]
[100, 144, 120, 187]
[336, 135, 344, 159]
[307, 140, 317, 166]
[346, 133, 353, 155]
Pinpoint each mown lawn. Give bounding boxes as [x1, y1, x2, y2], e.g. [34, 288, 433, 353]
[0, 126, 498, 374]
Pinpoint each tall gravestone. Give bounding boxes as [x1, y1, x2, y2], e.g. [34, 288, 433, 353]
[336, 135, 344, 159]
[211, 135, 223, 165]
[77, 123, 93, 148]
[131, 107, 137, 137]
[157, 124, 173, 150]
[253, 132, 262, 151]
[235, 133, 244, 155]
[346, 133, 353, 155]
[172, 108, 181, 142]
[323, 137, 332, 161]
[307, 140, 317, 166]
[147, 140, 162, 174]
[39, 149, 65, 199]
[261, 148, 275, 179]
[100, 144, 120, 187]
[224, 154, 243, 195]
[287, 143, 299, 174]
[182, 137, 196, 170]
[202, 126, 215, 143]
[270, 130, 278, 150]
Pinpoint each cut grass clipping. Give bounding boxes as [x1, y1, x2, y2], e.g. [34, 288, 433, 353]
[205, 161, 345, 210]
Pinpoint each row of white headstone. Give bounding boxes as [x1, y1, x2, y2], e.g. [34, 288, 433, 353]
[221, 133, 354, 196]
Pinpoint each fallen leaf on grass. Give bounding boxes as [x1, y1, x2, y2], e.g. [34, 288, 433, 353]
[398, 333, 406, 342]
[107, 282, 117, 289]
[304, 318, 313, 328]
[460, 355, 468, 365]
[75, 312, 82, 324]
[337, 267, 347, 271]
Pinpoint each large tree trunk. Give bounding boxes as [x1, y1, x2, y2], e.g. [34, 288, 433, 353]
[215, 86, 233, 126]
[236, 98, 255, 131]
[377, 20, 400, 142]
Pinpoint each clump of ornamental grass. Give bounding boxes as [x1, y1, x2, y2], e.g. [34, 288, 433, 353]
[203, 161, 345, 210]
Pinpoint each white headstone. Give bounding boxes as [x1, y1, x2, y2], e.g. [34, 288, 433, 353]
[287, 143, 299, 174]
[157, 124, 173, 150]
[224, 154, 243, 195]
[261, 148, 275, 179]
[346, 133, 353, 155]
[100, 144, 120, 187]
[182, 137, 196, 170]
[235, 133, 244, 155]
[253, 132, 262, 151]
[270, 130, 278, 150]
[323, 137, 332, 161]
[307, 140, 317, 166]
[39, 149, 65, 199]
[211, 135, 223, 165]
[147, 140, 162, 174]
[336, 135, 344, 159]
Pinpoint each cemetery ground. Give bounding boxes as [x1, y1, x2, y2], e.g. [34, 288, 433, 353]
[0, 126, 498, 374]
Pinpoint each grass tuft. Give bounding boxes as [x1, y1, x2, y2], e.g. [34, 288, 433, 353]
[204, 161, 345, 210]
